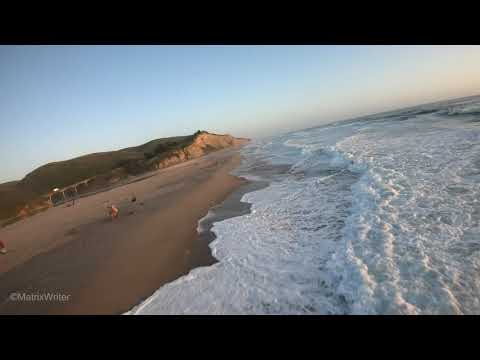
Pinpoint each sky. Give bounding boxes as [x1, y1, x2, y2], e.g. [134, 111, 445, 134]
[1, 45, 480, 183]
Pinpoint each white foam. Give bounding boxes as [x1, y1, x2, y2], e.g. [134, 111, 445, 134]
[326, 112, 480, 314]
[128, 97, 480, 315]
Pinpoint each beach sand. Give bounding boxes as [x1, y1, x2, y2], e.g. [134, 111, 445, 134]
[0, 147, 247, 315]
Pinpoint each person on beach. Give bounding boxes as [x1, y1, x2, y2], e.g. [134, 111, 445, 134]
[108, 205, 119, 219]
[0, 240, 7, 255]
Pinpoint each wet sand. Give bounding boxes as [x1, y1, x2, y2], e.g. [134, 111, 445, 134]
[197, 180, 269, 246]
[0, 148, 247, 315]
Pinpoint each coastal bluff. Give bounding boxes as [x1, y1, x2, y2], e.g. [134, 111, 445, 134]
[0, 131, 249, 225]
[147, 132, 249, 170]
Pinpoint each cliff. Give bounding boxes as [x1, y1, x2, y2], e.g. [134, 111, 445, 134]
[1, 131, 249, 224]
[147, 132, 248, 170]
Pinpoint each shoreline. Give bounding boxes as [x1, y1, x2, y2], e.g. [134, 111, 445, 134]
[127, 162, 294, 315]
[126, 179, 270, 314]
[0, 147, 248, 315]
[196, 179, 269, 246]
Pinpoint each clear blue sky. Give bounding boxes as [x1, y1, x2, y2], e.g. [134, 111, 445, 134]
[1, 45, 479, 183]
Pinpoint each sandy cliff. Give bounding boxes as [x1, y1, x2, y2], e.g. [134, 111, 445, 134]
[149, 132, 249, 170]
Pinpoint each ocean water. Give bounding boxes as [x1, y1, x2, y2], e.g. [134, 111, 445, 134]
[128, 95, 480, 315]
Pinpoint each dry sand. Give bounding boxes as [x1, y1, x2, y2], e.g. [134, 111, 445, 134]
[0, 147, 247, 315]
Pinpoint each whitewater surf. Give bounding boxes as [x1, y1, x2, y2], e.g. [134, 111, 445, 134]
[129, 95, 480, 315]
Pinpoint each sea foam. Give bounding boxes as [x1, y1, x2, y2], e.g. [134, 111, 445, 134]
[129, 96, 480, 315]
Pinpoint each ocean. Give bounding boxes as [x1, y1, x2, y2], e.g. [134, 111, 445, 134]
[129, 95, 480, 315]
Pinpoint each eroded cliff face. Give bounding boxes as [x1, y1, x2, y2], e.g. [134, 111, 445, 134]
[149, 133, 249, 171]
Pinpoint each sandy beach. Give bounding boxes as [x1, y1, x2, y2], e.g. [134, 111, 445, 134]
[0, 147, 247, 315]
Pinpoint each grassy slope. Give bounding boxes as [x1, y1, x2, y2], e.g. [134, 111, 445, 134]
[0, 182, 39, 220]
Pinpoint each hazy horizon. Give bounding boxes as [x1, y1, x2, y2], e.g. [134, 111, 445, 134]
[1, 45, 479, 183]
